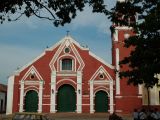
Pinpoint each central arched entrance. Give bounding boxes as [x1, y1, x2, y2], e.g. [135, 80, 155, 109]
[95, 90, 108, 112]
[57, 84, 76, 112]
[24, 90, 38, 112]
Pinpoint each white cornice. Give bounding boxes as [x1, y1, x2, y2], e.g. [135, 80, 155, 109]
[49, 35, 85, 71]
[13, 52, 45, 75]
[89, 52, 114, 69]
[21, 65, 43, 81]
[46, 35, 89, 51]
[114, 26, 133, 30]
[89, 65, 114, 82]
[12, 35, 114, 78]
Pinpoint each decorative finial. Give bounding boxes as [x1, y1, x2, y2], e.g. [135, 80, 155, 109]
[66, 30, 70, 36]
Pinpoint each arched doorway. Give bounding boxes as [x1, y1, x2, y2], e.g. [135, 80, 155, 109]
[95, 90, 108, 112]
[24, 90, 38, 112]
[57, 84, 76, 112]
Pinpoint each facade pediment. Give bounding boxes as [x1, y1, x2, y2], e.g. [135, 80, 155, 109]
[49, 36, 85, 71]
[7, 31, 142, 114]
[90, 66, 113, 83]
[21, 65, 43, 81]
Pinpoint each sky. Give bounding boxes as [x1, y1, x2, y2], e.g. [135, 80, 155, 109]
[0, 0, 116, 85]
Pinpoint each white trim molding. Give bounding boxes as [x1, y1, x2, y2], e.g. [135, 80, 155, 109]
[89, 66, 114, 82]
[6, 75, 15, 114]
[58, 54, 76, 72]
[89, 80, 114, 114]
[114, 29, 118, 42]
[50, 71, 57, 113]
[138, 84, 142, 95]
[89, 52, 114, 69]
[49, 36, 85, 71]
[115, 48, 120, 94]
[90, 81, 94, 113]
[21, 65, 43, 81]
[13, 53, 45, 75]
[76, 71, 82, 113]
[115, 26, 133, 30]
[19, 80, 24, 112]
[109, 81, 114, 113]
[89, 65, 114, 114]
[38, 80, 43, 113]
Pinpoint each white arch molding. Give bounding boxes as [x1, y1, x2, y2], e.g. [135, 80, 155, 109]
[90, 80, 114, 114]
[19, 80, 44, 113]
[50, 71, 82, 113]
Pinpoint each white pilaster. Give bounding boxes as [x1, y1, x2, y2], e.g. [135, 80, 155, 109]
[76, 71, 82, 113]
[109, 81, 114, 113]
[150, 86, 157, 105]
[19, 80, 24, 112]
[138, 84, 142, 95]
[6, 75, 15, 114]
[114, 29, 118, 41]
[50, 71, 56, 113]
[116, 48, 120, 94]
[38, 80, 43, 113]
[90, 81, 94, 113]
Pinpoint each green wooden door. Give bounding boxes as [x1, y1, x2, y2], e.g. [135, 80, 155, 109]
[95, 91, 108, 112]
[57, 84, 76, 112]
[24, 90, 38, 112]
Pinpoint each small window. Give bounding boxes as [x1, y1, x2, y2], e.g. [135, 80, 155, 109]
[99, 74, 104, 79]
[62, 58, 72, 70]
[30, 74, 35, 79]
[64, 47, 70, 53]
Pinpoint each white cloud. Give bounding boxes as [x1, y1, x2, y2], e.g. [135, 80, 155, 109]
[69, 3, 115, 35]
[71, 7, 106, 28]
[0, 1, 117, 84]
[25, 18, 38, 29]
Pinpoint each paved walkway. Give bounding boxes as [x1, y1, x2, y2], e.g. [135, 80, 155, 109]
[46, 113, 132, 120]
[0, 113, 133, 120]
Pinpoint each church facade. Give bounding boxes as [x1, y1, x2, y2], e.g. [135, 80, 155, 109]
[7, 36, 115, 114]
[6, 25, 142, 114]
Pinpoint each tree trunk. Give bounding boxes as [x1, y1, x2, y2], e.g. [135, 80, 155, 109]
[147, 87, 150, 110]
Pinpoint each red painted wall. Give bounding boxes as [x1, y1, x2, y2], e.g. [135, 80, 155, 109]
[12, 39, 115, 113]
[112, 27, 142, 113]
[11, 33, 142, 114]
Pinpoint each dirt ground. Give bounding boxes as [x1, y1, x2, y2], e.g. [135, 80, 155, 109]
[0, 113, 133, 120]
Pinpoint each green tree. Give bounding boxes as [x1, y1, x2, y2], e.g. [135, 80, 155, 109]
[1, 0, 160, 104]
[0, 0, 109, 26]
[111, 0, 160, 105]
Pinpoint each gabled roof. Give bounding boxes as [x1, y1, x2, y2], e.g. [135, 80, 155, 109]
[12, 35, 114, 75]
[21, 65, 43, 81]
[49, 35, 85, 71]
[47, 35, 114, 69]
[89, 66, 114, 82]
[46, 35, 89, 51]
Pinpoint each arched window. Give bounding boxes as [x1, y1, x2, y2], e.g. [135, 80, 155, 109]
[62, 58, 72, 70]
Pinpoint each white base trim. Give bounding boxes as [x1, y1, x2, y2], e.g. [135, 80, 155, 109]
[115, 110, 123, 113]
[90, 110, 95, 113]
[138, 95, 142, 98]
[50, 110, 57, 113]
[115, 96, 123, 98]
